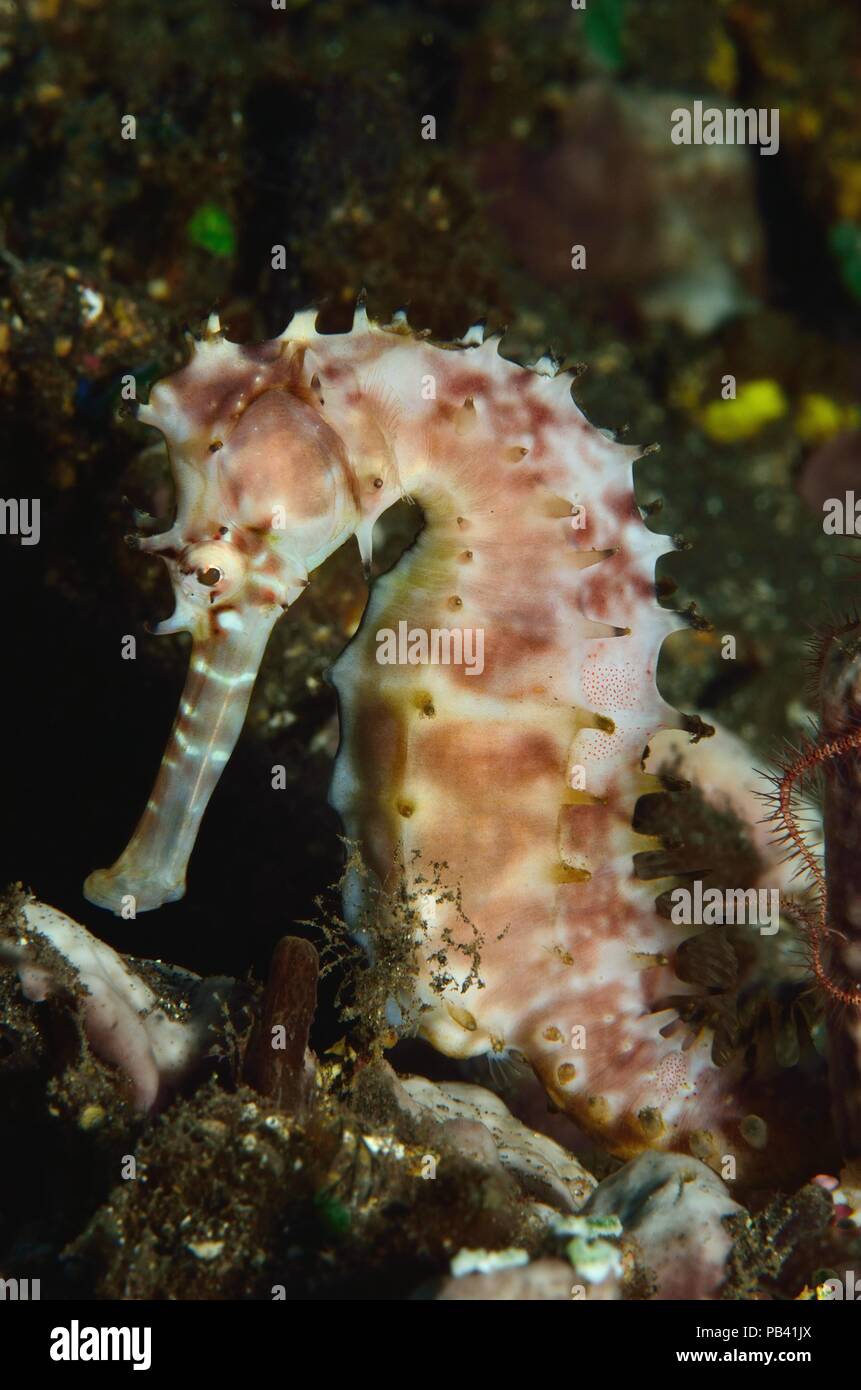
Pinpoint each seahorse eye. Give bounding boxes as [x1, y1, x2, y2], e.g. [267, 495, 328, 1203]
[180, 540, 247, 607]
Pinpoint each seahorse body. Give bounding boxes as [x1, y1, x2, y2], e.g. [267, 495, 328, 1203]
[84, 306, 822, 1181]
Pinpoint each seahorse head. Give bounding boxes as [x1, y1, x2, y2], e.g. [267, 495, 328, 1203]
[132, 314, 362, 638]
[84, 314, 363, 914]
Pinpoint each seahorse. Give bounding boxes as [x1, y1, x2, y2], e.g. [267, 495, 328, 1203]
[83, 304, 824, 1182]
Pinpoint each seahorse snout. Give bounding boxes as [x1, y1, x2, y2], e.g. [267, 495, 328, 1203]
[84, 605, 279, 915]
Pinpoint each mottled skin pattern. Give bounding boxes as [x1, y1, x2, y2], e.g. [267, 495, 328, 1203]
[84, 307, 822, 1184]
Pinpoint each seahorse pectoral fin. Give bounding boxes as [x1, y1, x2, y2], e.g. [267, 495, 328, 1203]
[84, 607, 279, 915]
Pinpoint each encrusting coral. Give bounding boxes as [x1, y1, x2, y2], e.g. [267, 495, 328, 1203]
[0, 891, 238, 1112]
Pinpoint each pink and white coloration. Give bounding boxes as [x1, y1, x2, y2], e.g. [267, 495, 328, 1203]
[84, 304, 802, 1178]
[0, 898, 226, 1111]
